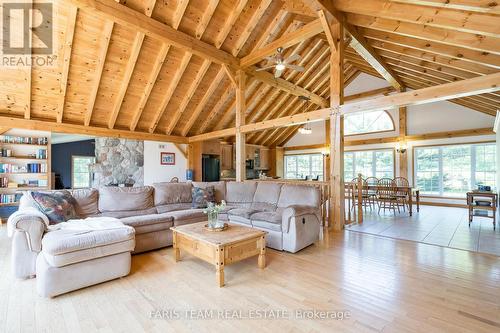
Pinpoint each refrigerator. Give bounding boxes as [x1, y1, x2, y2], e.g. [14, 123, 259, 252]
[202, 154, 220, 182]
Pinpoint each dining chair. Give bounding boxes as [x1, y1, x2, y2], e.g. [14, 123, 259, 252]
[365, 177, 379, 208]
[351, 177, 374, 211]
[393, 177, 410, 212]
[170, 177, 179, 183]
[377, 178, 399, 214]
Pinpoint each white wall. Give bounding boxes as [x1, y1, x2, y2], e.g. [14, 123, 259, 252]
[285, 120, 325, 146]
[344, 72, 390, 95]
[143, 141, 188, 185]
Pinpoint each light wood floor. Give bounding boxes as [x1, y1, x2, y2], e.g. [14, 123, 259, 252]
[1, 224, 499, 333]
[346, 206, 500, 256]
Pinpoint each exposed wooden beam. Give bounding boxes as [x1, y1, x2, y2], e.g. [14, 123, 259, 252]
[247, 68, 328, 107]
[195, 0, 219, 39]
[197, 85, 234, 134]
[0, 128, 11, 135]
[181, 68, 226, 136]
[174, 143, 188, 159]
[346, 25, 404, 90]
[192, 73, 500, 140]
[235, 70, 246, 182]
[189, 128, 237, 143]
[57, 6, 78, 123]
[129, 43, 168, 131]
[240, 19, 323, 67]
[341, 72, 500, 115]
[232, 0, 273, 56]
[0, 116, 188, 143]
[107, 32, 145, 129]
[387, 0, 500, 15]
[281, 0, 317, 17]
[223, 64, 237, 88]
[213, 1, 247, 48]
[346, 13, 500, 55]
[334, 0, 500, 38]
[68, 0, 240, 67]
[166, 60, 212, 135]
[84, 20, 113, 126]
[148, 52, 192, 133]
[344, 86, 395, 101]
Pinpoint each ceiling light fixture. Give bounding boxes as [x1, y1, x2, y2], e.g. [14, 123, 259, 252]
[275, 63, 286, 71]
[298, 126, 312, 135]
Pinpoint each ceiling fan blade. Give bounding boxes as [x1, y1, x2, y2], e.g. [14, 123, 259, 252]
[255, 65, 276, 71]
[285, 54, 301, 64]
[274, 68, 284, 78]
[285, 64, 305, 72]
[264, 56, 276, 61]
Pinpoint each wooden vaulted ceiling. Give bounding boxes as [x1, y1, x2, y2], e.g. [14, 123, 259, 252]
[0, 0, 499, 147]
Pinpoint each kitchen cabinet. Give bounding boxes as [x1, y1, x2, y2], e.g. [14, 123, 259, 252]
[220, 144, 233, 170]
[260, 148, 269, 170]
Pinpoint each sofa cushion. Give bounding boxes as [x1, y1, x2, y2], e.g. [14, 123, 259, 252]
[153, 182, 192, 206]
[228, 208, 257, 219]
[251, 211, 282, 232]
[97, 207, 158, 219]
[191, 186, 215, 208]
[225, 182, 257, 207]
[156, 203, 192, 214]
[98, 186, 154, 212]
[277, 185, 320, 209]
[120, 213, 174, 235]
[71, 188, 99, 217]
[251, 182, 282, 212]
[30, 190, 78, 224]
[42, 226, 135, 267]
[192, 181, 226, 203]
[228, 215, 252, 225]
[167, 209, 207, 226]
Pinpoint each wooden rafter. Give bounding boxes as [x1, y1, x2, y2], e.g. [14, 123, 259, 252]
[240, 19, 323, 67]
[181, 68, 226, 136]
[166, 60, 212, 135]
[387, 0, 500, 15]
[334, 0, 500, 37]
[197, 85, 234, 134]
[129, 43, 168, 131]
[0, 116, 187, 143]
[69, 0, 240, 67]
[84, 21, 113, 126]
[57, 6, 78, 123]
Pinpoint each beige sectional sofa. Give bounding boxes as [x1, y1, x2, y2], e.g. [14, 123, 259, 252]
[8, 181, 322, 297]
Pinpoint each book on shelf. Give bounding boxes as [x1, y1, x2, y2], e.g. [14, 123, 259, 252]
[0, 135, 48, 145]
[0, 162, 47, 173]
[0, 148, 47, 159]
[0, 193, 21, 204]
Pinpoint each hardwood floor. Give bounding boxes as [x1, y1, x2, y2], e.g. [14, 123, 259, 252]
[346, 206, 500, 256]
[1, 224, 499, 333]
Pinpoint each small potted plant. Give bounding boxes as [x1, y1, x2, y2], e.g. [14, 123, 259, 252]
[203, 200, 226, 229]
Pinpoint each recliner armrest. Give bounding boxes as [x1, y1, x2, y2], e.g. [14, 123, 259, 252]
[281, 205, 321, 233]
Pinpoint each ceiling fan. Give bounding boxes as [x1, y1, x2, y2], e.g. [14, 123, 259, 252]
[255, 47, 304, 78]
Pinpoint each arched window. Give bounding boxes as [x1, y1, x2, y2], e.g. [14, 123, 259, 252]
[344, 110, 394, 136]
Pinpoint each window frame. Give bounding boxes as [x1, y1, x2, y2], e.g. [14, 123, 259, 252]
[284, 153, 324, 180]
[71, 155, 95, 189]
[412, 141, 496, 198]
[344, 110, 396, 137]
[344, 148, 396, 181]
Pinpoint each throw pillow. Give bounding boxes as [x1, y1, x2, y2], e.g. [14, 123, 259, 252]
[30, 190, 79, 224]
[192, 186, 215, 208]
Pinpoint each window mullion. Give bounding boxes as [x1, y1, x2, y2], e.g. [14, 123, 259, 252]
[471, 145, 476, 190]
[439, 147, 444, 196]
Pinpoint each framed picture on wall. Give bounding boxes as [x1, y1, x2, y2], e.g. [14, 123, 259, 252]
[160, 152, 175, 165]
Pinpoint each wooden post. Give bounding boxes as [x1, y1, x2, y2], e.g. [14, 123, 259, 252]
[235, 70, 246, 182]
[357, 173, 363, 224]
[327, 15, 345, 231]
[398, 106, 408, 179]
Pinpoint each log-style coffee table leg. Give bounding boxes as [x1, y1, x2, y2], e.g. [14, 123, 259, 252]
[258, 235, 266, 269]
[173, 231, 180, 262]
[216, 246, 225, 287]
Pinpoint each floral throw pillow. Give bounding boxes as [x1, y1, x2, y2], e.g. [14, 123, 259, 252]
[30, 190, 79, 224]
[192, 186, 215, 209]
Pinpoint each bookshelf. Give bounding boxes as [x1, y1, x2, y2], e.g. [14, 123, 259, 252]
[0, 133, 51, 207]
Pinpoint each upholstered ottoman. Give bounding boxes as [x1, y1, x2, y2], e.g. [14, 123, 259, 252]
[36, 226, 135, 297]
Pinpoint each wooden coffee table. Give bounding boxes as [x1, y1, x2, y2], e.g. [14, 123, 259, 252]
[171, 222, 266, 287]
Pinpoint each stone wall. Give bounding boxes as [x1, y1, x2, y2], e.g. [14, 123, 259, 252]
[91, 138, 144, 187]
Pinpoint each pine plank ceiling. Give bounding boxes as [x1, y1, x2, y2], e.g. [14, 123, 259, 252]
[0, 0, 498, 146]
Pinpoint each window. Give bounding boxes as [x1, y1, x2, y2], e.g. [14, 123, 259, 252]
[344, 150, 394, 181]
[414, 143, 496, 197]
[285, 154, 323, 180]
[344, 110, 394, 136]
[72, 156, 95, 189]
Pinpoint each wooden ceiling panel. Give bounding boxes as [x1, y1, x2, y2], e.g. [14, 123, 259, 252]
[89, 24, 137, 126]
[64, 11, 111, 124]
[112, 36, 164, 129]
[0, 69, 26, 116]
